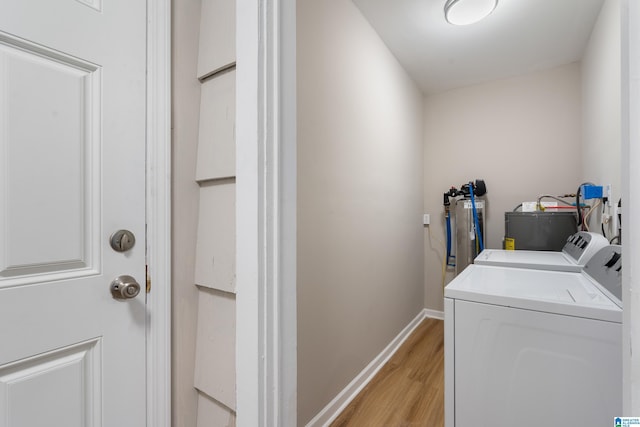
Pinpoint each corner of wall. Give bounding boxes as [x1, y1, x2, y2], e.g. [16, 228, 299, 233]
[173, 0, 239, 425]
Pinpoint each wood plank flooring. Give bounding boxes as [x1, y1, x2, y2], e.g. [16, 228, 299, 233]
[330, 318, 444, 427]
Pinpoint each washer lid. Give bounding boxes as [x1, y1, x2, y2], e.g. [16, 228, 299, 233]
[444, 265, 621, 323]
[474, 249, 579, 272]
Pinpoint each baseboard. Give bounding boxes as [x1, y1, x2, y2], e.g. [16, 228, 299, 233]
[305, 310, 427, 427]
[423, 308, 444, 320]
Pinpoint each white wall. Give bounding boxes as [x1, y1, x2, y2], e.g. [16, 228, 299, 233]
[192, 0, 238, 425]
[172, 1, 237, 426]
[423, 63, 583, 311]
[583, 0, 627, 410]
[582, 0, 621, 232]
[297, 0, 425, 424]
[171, 0, 202, 424]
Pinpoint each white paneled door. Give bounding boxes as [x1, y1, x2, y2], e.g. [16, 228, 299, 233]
[0, 0, 147, 426]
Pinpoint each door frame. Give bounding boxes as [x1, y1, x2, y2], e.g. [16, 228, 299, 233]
[146, 0, 171, 425]
[622, 0, 640, 414]
[236, 0, 297, 425]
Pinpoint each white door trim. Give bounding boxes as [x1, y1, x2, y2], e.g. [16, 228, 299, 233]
[236, 0, 297, 425]
[146, 0, 171, 425]
[622, 0, 640, 414]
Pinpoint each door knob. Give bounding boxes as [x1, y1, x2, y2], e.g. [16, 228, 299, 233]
[110, 275, 141, 300]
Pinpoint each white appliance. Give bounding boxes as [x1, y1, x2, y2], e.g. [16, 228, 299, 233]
[474, 231, 608, 272]
[444, 245, 622, 427]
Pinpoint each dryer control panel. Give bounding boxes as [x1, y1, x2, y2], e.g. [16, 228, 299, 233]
[583, 245, 622, 305]
[563, 231, 608, 264]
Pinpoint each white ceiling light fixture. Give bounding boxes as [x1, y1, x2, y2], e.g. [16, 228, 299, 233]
[444, 0, 498, 26]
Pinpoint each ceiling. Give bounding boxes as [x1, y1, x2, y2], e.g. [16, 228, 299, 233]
[352, 0, 606, 94]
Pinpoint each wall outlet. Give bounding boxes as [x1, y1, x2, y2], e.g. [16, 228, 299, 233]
[423, 214, 430, 226]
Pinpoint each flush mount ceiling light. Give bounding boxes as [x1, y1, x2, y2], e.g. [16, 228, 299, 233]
[444, 0, 498, 26]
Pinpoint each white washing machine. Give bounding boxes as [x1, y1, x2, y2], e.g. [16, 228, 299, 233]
[444, 245, 622, 427]
[474, 231, 608, 272]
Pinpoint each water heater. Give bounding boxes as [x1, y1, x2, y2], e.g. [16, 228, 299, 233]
[455, 198, 485, 274]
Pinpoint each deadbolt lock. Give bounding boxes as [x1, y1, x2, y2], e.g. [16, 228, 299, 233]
[110, 229, 136, 252]
[110, 275, 141, 300]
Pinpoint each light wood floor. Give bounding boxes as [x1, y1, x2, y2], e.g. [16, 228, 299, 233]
[330, 318, 444, 427]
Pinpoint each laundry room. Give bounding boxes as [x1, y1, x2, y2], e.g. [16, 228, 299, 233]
[169, 0, 630, 425]
[0, 0, 632, 424]
[296, 0, 621, 425]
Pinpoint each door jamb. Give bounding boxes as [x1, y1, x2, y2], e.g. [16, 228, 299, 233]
[145, 0, 171, 425]
[622, 0, 640, 414]
[236, 0, 297, 425]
